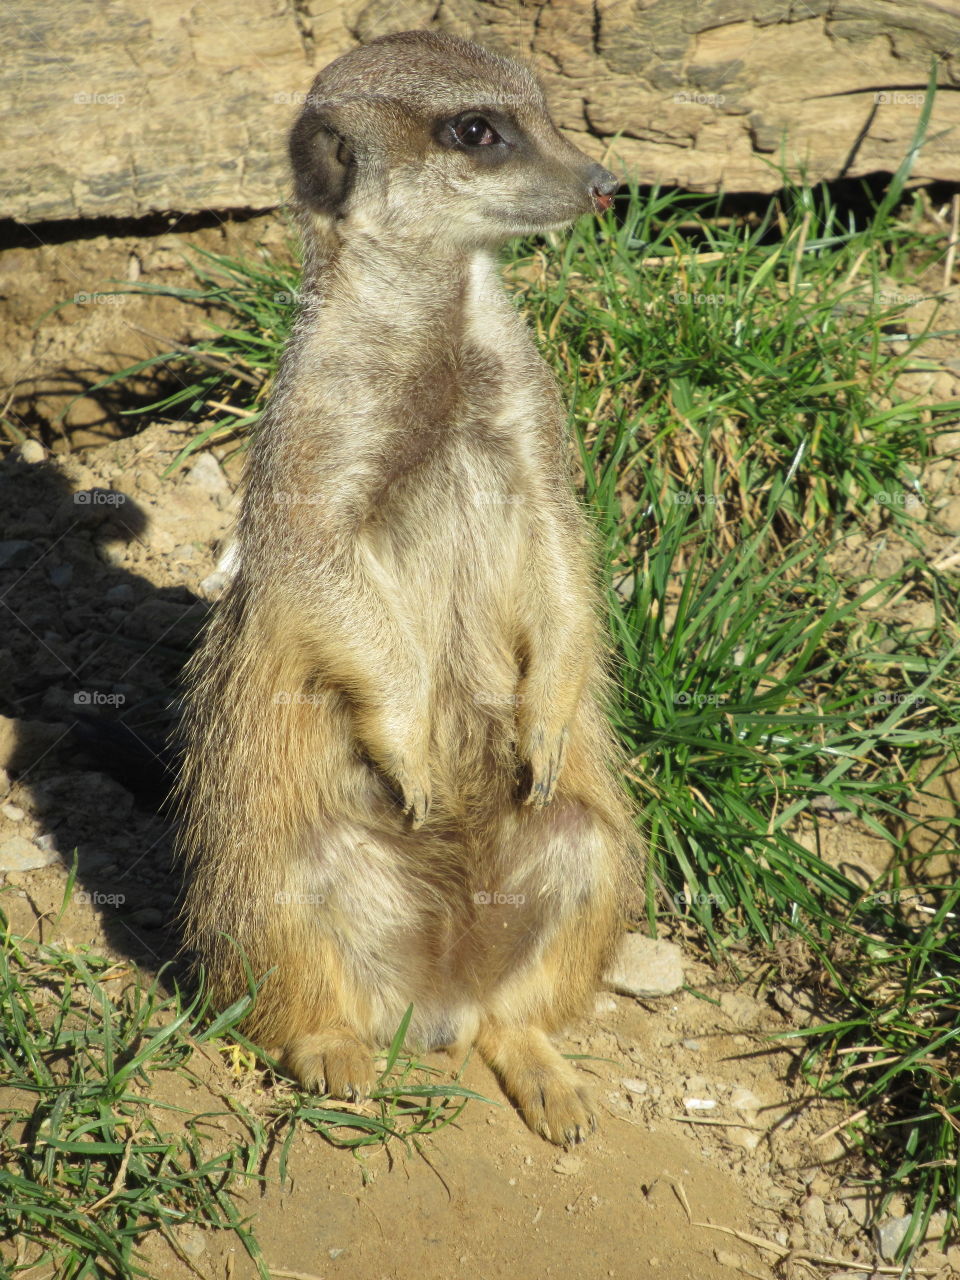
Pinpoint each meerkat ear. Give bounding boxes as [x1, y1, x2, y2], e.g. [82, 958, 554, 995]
[289, 109, 356, 215]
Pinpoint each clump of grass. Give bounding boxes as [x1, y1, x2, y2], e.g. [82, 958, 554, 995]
[0, 881, 487, 1280]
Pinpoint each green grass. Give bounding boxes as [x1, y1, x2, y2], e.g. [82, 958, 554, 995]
[30, 108, 960, 1269]
[0, 879, 485, 1279]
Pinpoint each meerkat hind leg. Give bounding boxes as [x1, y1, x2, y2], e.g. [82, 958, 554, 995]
[475, 1020, 596, 1146]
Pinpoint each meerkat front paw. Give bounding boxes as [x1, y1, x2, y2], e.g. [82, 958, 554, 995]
[519, 726, 568, 807]
[389, 762, 431, 828]
[285, 1031, 376, 1101]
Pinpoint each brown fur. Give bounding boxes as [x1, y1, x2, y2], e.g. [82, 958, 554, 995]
[176, 30, 637, 1145]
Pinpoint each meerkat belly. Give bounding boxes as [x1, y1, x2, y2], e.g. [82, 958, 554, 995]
[380, 446, 529, 737]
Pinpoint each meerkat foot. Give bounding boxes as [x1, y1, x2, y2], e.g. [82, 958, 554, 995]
[477, 1023, 596, 1146]
[284, 1031, 376, 1101]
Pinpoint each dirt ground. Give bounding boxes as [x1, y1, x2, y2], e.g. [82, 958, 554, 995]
[2, 214, 960, 1280]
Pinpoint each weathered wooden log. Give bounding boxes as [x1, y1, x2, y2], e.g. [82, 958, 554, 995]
[3, 0, 959, 224]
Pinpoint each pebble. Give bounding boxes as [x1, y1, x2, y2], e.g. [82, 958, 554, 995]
[801, 1194, 827, 1232]
[0, 835, 59, 871]
[186, 452, 230, 494]
[593, 992, 618, 1016]
[729, 1086, 761, 1115]
[0, 540, 38, 570]
[552, 1152, 582, 1175]
[1, 803, 24, 821]
[105, 583, 136, 604]
[131, 907, 164, 929]
[199, 571, 229, 595]
[15, 439, 46, 464]
[681, 1038, 701, 1051]
[935, 495, 960, 534]
[175, 1225, 206, 1259]
[682, 1097, 716, 1111]
[604, 933, 684, 998]
[875, 1215, 910, 1260]
[48, 564, 73, 588]
[621, 1077, 647, 1095]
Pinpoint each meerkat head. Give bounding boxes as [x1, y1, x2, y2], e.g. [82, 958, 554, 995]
[288, 30, 618, 249]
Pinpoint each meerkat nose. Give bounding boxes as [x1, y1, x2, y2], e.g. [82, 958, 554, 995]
[588, 166, 619, 213]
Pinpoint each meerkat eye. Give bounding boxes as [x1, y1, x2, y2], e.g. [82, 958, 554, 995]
[451, 115, 501, 148]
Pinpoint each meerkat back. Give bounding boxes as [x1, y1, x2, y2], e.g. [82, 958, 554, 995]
[177, 29, 635, 1146]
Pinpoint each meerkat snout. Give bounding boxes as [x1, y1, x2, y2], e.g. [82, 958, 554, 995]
[288, 29, 619, 246]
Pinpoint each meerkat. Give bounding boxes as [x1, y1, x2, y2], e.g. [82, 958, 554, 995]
[177, 29, 636, 1146]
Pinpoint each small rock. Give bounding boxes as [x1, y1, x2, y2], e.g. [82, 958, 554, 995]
[0, 541, 38, 570]
[729, 1086, 761, 1115]
[105, 583, 135, 605]
[605, 934, 684, 998]
[15, 439, 46, 464]
[1, 803, 24, 821]
[552, 1152, 582, 1175]
[681, 1038, 701, 1051]
[682, 1097, 716, 1111]
[48, 564, 73, 588]
[95, 539, 128, 567]
[34, 834, 57, 852]
[621, 1077, 647, 1096]
[186, 452, 230, 494]
[131, 907, 164, 928]
[199, 571, 229, 595]
[174, 1225, 206, 1259]
[725, 1125, 761, 1152]
[875, 1215, 910, 1260]
[714, 1250, 744, 1270]
[0, 836, 59, 871]
[935, 496, 960, 534]
[801, 1194, 828, 1232]
[825, 1202, 848, 1229]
